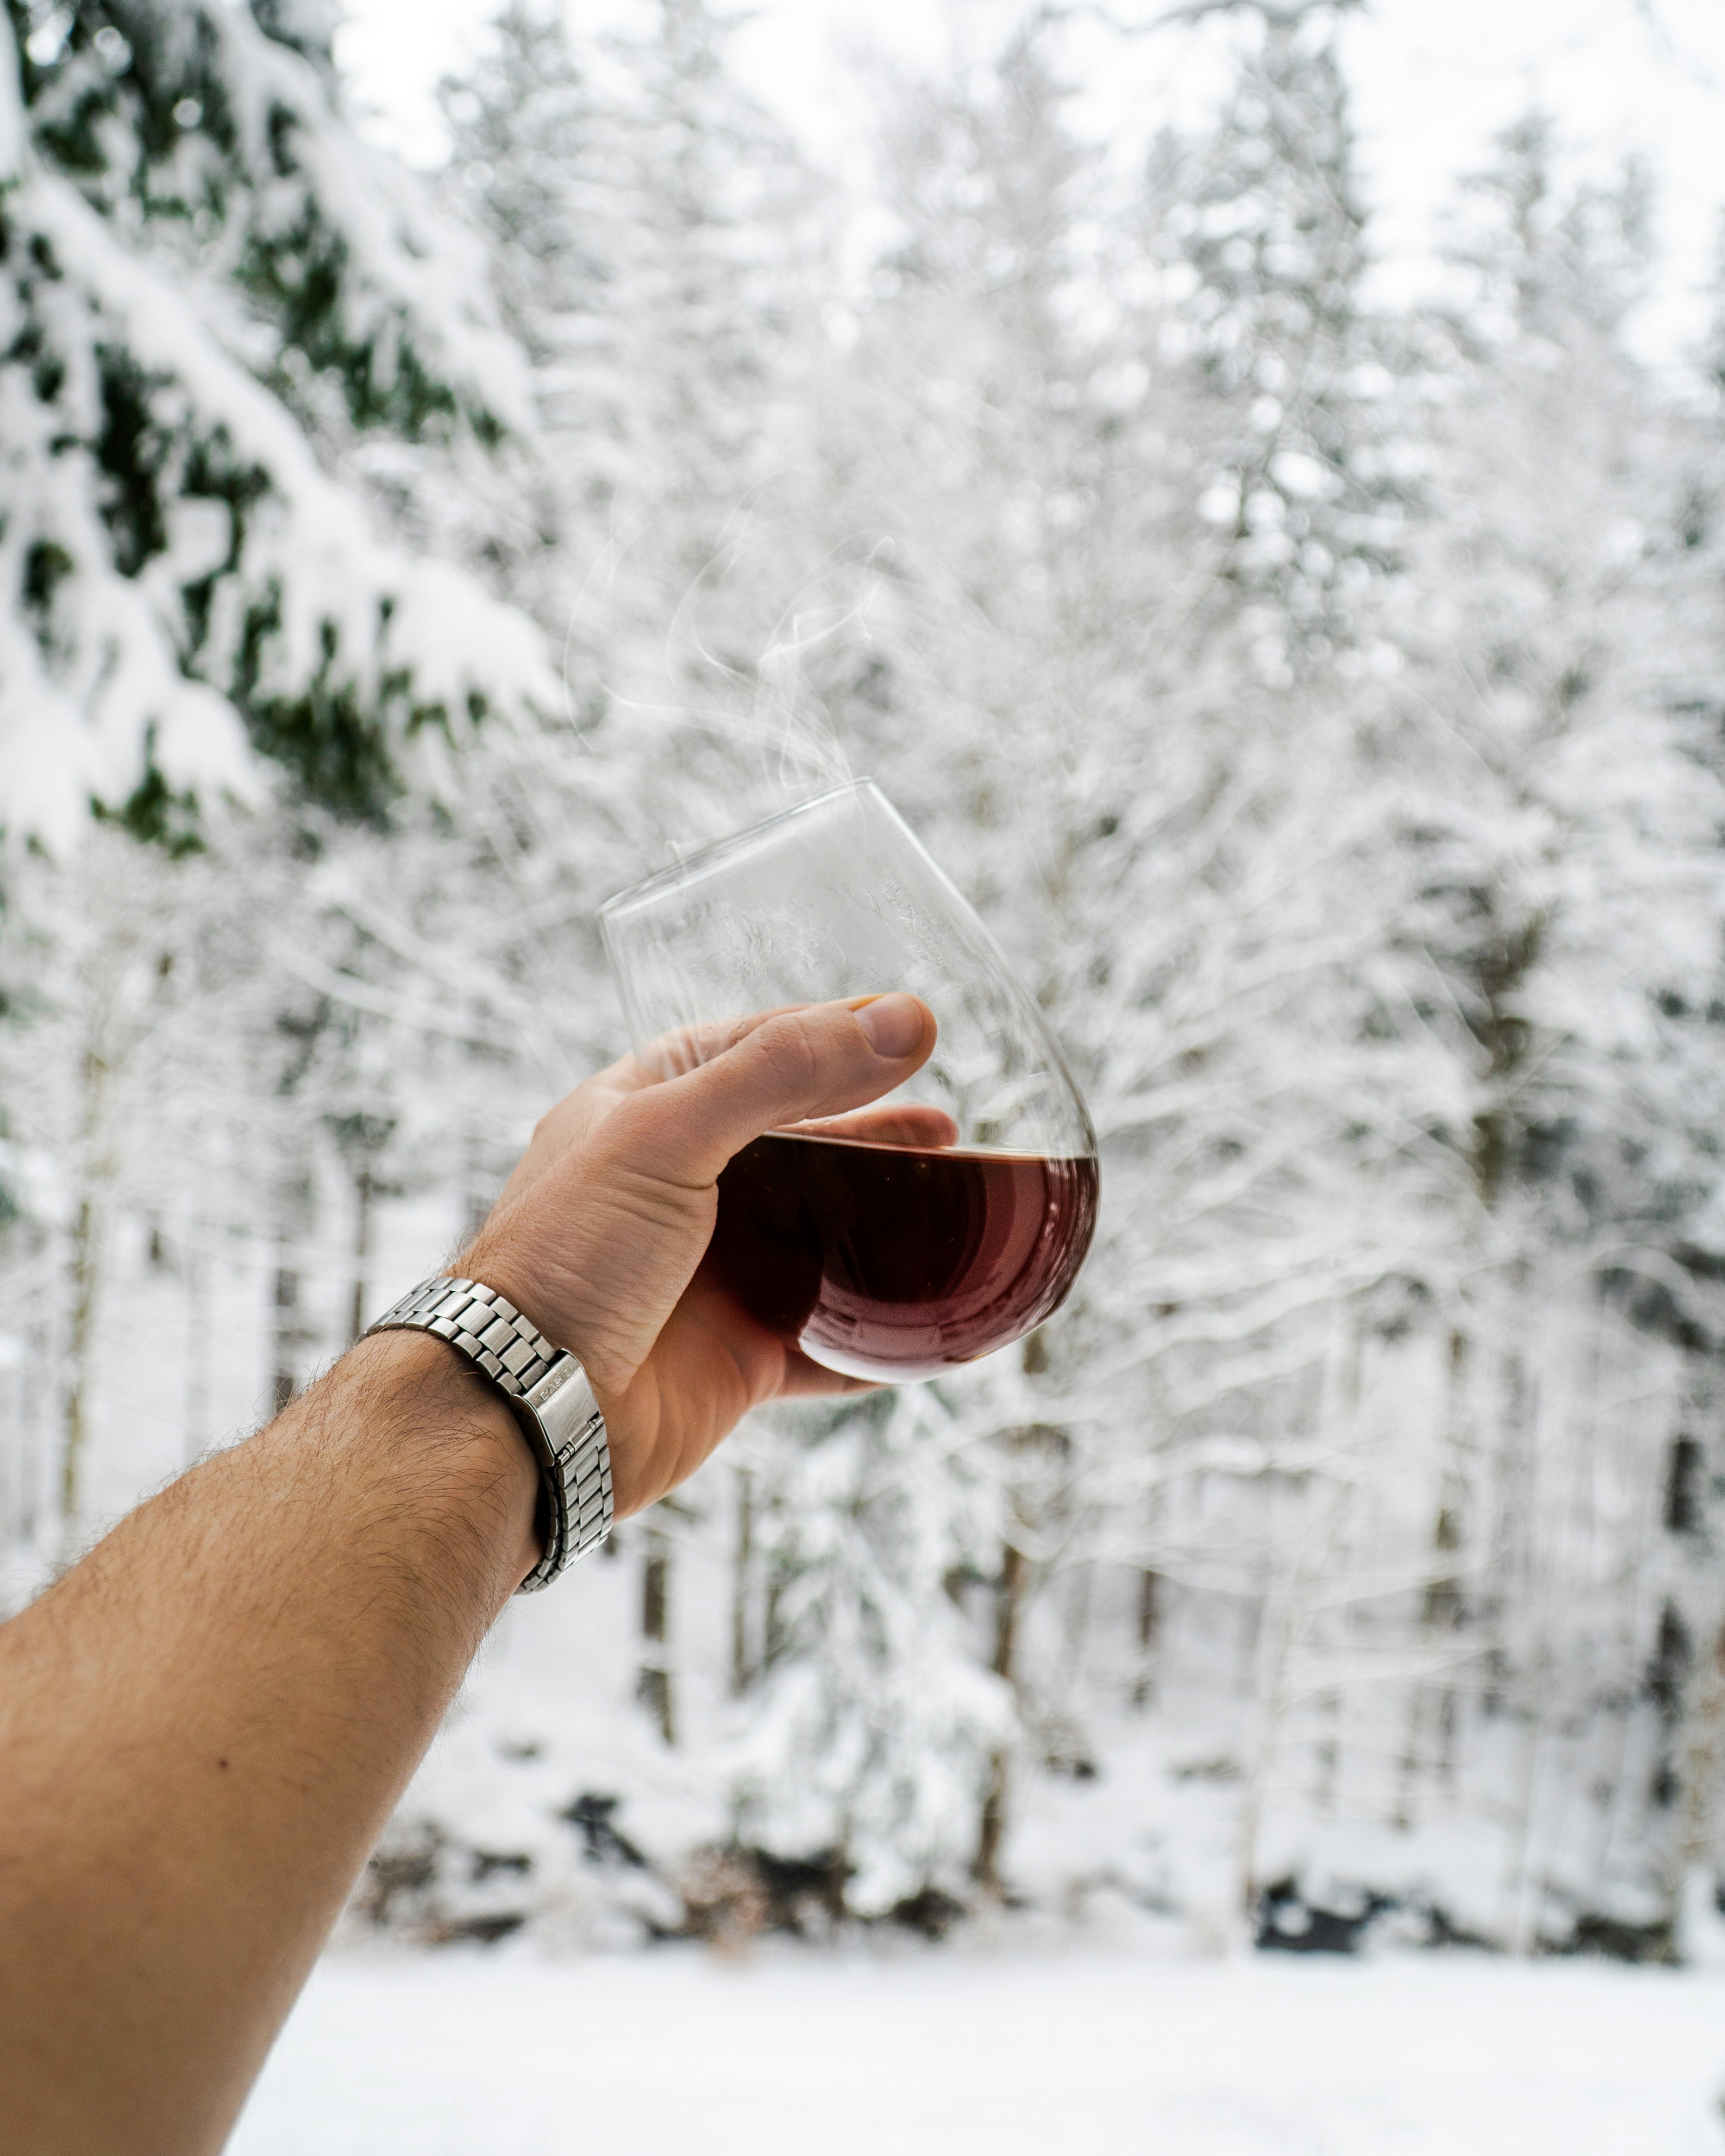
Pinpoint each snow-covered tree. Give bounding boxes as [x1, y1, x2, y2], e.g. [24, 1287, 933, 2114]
[1340, 113, 1725, 1936]
[1146, 5, 1408, 662]
[425, 1, 853, 1801]
[730, 1389, 1011, 1915]
[0, 0, 554, 844]
[439, 0, 832, 810]
[7, 0, 1725, 1961]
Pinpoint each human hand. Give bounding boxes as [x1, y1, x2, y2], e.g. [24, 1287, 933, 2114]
[461, 994, 937, 1519]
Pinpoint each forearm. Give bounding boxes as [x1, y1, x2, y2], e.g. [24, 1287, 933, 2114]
[0, 1330, 537, 2156]
[0, 993, 934, 2151]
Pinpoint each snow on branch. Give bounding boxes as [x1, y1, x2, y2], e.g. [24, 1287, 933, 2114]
[0, 1, 558, 844]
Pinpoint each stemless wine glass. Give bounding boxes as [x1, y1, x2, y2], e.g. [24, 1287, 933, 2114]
[598, 779, 1098, 1382]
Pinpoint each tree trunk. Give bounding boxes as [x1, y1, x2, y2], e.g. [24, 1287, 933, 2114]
[346, 1164, 375, 1348]
[14, 1317, 47, 1552]
[975, 1539, 1029, 1896]
[461, 1129, 496, 1250]
[1313, 1690, 1341, 1816]
[1393, 1326, 1472, 1830]
[60, 1039, 114, 1531]
[731, 1464, 754, 1696]
[61, 1193, 99, 1528]
[638, 1525, 676, 1744]
[1491, 1308, 1549, 1954]
[272, 1259, 301, 1417]
[1667, 1614, 1725, 1950]
[1132, 1568, 1163, 1709]
[184, 1242, 212, 1467]
[1236, 1556, 1298, 1926]
[271, 1164, 317, 1415]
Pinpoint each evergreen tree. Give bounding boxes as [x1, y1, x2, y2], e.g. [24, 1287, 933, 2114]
[427, 0, 842, 1825]
[1375, 116, 1725, 1924]
[440, 0, 828, 819]
[6, 0, 1722, 1956]
[732, 1388, 1011, 1915]
[0, 0, 554, 845]
[1148, 4, 1406, 662]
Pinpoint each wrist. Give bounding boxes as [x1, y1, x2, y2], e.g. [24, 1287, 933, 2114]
[455, 1234, 564, 1352]
[452, 1232, 619, 1422]
[336, 1330, 543, 1593]
[356, 1271, 615, 1589]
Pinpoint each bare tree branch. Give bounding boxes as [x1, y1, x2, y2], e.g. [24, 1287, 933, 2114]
[1035, 0, 1365, 34]
[1628, 0, 1722, 91]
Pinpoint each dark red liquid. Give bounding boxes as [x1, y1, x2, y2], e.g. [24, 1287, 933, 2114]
[704, 1131, 1099, 1381]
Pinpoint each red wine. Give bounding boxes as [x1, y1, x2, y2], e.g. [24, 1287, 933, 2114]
[704, 1131, 1099, 1381]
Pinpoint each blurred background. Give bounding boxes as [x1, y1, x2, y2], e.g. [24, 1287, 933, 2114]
[6, 0, 1725, 2146]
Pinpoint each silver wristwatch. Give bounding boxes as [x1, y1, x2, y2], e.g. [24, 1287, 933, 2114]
[365, 1275, 612, 1592]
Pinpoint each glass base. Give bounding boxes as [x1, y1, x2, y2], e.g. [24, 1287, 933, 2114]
[797, 1334, 960, 1385]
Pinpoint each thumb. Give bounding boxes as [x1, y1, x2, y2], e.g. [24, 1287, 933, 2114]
[607, 994, 936, 1188]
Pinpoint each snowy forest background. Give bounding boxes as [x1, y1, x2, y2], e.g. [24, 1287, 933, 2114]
[6, 0, 1725, 1966]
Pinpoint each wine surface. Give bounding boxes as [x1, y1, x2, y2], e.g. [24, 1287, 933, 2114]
[704, 1130, 1099, 1381]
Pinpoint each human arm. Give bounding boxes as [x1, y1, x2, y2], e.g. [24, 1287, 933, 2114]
[0, 992, 933, 2156]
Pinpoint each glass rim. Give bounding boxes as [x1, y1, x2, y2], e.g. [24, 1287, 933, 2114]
[597, 777, 885, 922]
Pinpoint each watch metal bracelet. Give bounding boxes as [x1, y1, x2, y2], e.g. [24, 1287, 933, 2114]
[364, 1275, 612, 1592]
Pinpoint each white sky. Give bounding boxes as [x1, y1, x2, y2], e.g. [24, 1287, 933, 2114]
[333, 0, 1725, 366]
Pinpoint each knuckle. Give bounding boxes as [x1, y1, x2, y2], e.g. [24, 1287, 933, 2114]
[597, 1089, 708, 1186]
[600, 1090, 664, 1157]
[755, 1011, 827, 1096]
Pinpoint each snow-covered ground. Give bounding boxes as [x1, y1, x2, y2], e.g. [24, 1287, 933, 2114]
[232, 1943, 1725, 2155]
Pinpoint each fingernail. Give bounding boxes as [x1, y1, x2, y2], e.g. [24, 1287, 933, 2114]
[853, 994, 926, 1059]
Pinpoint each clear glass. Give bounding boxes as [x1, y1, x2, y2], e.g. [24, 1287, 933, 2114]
[599, 780, 1098, 1381]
